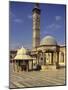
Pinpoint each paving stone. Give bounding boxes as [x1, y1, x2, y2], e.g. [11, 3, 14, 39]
[9, 64, 66, 88]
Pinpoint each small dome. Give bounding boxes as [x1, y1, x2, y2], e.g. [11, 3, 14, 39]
[40, 35, 57, 45]
[14, 46, 33, 60]
[17, 46, 28, 55]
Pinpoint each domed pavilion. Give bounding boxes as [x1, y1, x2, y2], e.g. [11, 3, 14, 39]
[31, 35, 66, 70]
[12, 46, 33, 72]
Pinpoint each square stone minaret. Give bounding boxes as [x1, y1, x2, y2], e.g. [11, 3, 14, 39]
[32, 3, 41, 48]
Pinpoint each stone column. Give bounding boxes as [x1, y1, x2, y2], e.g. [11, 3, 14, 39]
[51, 52, 53, 65]
[26, 62, 29, 72]
[13, 60, 15, 72]
[27, 62, 29, 71]
[16, 61, 19, 72]
[42, 51, 46, 65]
[32, 60, 33, 71]
[18, 61, 21, 72]
[56, 51, 59, 69]
[53, 52, 56, 64]
[37, 52, 39, 64]
[15, 60, 17, 72]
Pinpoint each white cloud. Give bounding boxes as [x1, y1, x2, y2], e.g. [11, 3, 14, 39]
[55, 16, 62, 21]
[27, 14, 32, 19]
[13, 18, 23, 23]
[10, 12, 24, 23]
[46, 23, 61, 30]
[41, 30, 49, 35]
[46, 16, 62, 30]
[47, 23, 55, 29]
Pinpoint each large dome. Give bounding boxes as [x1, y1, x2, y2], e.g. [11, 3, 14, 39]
[40, 35, 57, 45]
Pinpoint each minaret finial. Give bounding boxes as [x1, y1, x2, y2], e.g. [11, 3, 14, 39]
[35, 3, 39, 8]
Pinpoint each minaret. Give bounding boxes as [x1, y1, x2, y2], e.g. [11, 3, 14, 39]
[32, 3, 41, 48]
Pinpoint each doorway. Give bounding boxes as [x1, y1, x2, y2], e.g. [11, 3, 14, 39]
[21, 65, 27, 71]
[45, 51, 53, 65]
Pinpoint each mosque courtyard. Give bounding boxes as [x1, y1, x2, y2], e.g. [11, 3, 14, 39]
[9, 63, 66, 89]
[9, 2, 66, 89]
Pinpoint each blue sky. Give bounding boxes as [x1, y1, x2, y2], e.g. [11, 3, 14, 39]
[9, 1, 66, 50]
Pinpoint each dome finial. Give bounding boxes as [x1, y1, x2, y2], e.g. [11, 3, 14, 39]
[22, 45, 24, 48]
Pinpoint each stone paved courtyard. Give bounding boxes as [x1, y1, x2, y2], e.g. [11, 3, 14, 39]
[9, 64, 66, 89]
